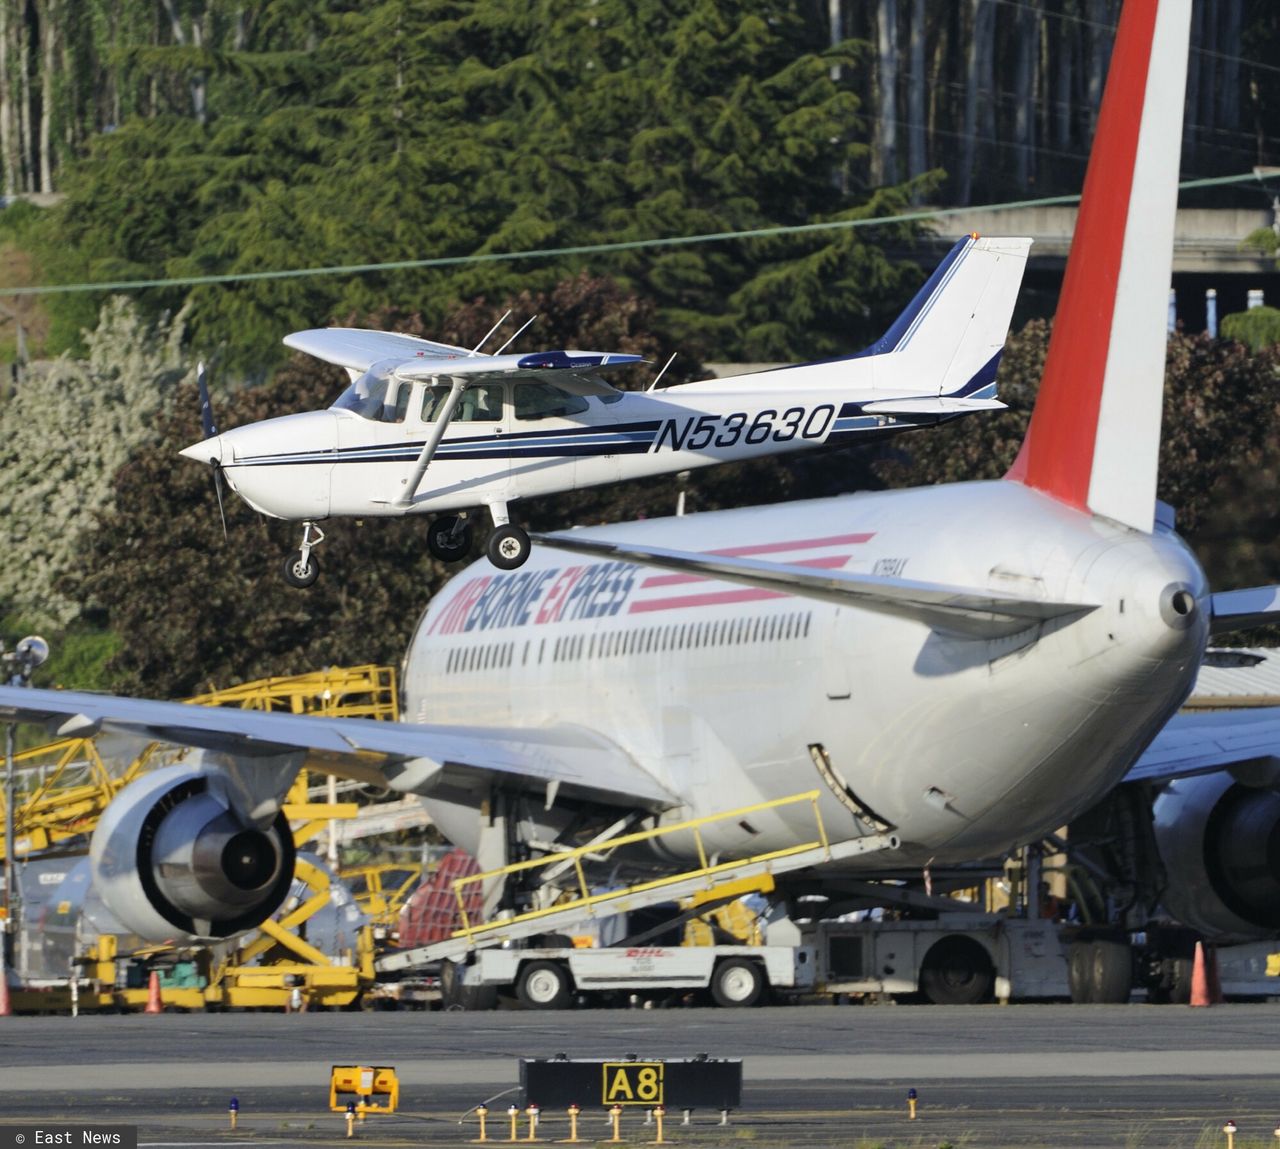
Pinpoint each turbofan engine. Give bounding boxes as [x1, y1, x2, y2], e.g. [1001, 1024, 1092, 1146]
[90, 763, 296, 943]
[1152, 772, 1280, 939]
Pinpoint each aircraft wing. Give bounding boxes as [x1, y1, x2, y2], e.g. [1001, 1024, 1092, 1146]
[860, 396, 1008, 416]
[0, 686, 675, 812]
[1123, 707, 1280, 786]
[284, 327, 474, 371]
[533, 531, 1096, 639]
[393, 350, 643, 397]
[287, 329, 641, 397]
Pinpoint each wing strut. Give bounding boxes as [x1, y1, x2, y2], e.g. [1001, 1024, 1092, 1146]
[392, 376, 468, 508]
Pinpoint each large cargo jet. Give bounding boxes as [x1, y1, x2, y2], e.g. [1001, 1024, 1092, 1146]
[5, 0, 1278, 954]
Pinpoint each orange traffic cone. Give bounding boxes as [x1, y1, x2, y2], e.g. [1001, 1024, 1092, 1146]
[144, 970, 163, 1014]
[1189, 941, 1212, 1007]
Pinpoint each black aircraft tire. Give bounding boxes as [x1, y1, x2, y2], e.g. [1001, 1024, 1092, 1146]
[440, 960, 498, 1012]
[281, 550, 319, 588]
[427, 516, 473, 562]
[918, 937, 994, 1005]
[1068, 941, 1094, 1003]
[488, 525, 532, 570]
[1089, 939, 1132, 1004]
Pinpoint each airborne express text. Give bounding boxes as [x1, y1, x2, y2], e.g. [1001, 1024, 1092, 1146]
[428, 563, 640, 636]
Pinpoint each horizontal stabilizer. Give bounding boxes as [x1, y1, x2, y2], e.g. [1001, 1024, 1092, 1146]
[860, 396, 1008, 416]
[0, 687, 674, 812]
[1210, 586, 1280, 636]
[533, 532, 1096, 639]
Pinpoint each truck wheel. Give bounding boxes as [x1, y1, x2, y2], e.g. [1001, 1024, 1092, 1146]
[1089, 939, 1132, 1004]
[919, 937, 994, 1005]
[517, 961, 573, 1010]
[711, 959, 765, 1008]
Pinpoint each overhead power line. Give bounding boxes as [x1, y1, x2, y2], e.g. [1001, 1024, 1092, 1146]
[0, 173, 1262, 300]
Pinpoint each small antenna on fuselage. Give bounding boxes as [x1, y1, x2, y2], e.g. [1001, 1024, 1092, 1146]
[495, 314, 538, 355]
[470, 309, 513, 356]
[647, 352, 678, 391]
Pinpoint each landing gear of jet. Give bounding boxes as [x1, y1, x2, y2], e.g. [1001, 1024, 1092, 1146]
[918, 936, 994, 1005]
[440, 958, 498, 1012]
[427, 515, 473, 563]
[488, 524, 532, 570]
[1067, 937, 1132, 1003]
[282, 521, 325, 588]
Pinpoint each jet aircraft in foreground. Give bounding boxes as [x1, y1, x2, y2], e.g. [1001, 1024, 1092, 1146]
[4, 0, 1278, 992]
[181, 234, 1029, 584]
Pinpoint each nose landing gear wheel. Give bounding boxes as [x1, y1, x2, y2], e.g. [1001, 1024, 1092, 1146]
[488, 524, 532, 570]
[282, 550, 319, 588]
[428, 515, 473, 562]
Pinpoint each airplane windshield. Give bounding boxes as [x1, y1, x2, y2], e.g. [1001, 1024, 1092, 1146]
[333, 364, 411, 423]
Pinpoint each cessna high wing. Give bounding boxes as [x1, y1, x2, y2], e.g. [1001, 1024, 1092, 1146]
[180, 233, 1030, 586]
[4, 0, 1279, 966]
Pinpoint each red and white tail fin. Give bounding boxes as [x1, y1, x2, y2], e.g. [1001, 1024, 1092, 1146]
[1006, 0, 1190, 533]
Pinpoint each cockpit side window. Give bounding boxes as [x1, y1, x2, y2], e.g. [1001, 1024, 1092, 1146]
[422, 382, 504, 422]
[514, 382, 590, 420]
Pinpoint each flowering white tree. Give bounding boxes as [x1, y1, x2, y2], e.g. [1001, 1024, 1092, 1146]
[0, 296, 192, 627]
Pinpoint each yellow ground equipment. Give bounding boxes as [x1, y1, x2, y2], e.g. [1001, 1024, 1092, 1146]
[342, 862, 424, 928]
[330, 1066, 399, 1114]
[2, 665, 399, 1012]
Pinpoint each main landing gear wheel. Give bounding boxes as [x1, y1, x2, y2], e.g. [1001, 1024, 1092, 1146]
[918, 936, 994, 1005]
[488, 524, 532, 570]
[427, 515, 473, 562]
[282, 549, 319, 588]
[516, 960, 573, 1010]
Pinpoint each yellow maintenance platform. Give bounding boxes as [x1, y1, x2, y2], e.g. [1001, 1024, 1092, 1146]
[2, 665, 406, 1012]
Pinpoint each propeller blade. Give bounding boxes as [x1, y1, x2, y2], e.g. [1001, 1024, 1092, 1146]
[213, 465, 228, 542]
[196, 360, 218, 439]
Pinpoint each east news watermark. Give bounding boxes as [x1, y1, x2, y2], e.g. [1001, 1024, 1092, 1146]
[0, 1128, 136, 1149]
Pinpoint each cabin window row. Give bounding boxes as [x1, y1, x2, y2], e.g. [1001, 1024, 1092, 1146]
[442, 612, 812, 675]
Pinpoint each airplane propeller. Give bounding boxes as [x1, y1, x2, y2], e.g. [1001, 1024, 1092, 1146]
[195, 360, 228, 541]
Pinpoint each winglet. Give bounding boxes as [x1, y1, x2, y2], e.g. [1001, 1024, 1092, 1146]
[1006, 0, 1190, 533]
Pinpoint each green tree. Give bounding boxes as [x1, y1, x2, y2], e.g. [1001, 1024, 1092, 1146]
[0, 296, 190, 629]
[35, 0, 929, 376]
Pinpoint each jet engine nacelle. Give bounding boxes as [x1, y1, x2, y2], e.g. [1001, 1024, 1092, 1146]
[90, 763, 296, 944]
[1152, 772, 1280, 939]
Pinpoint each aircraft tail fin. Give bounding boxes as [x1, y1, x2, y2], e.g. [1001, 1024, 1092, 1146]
[1005, 0, 1190, 533]
[860, 235, 1031, 400]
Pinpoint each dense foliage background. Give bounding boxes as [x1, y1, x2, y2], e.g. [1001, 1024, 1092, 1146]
[1, 1, 1279, 695]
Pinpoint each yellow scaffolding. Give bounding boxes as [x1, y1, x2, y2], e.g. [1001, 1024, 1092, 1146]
[1, 664, 399, 1012]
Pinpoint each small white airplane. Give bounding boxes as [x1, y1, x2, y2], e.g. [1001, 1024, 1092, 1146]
[180, 234, 1031, 586]
[7, 0, 1277, 995]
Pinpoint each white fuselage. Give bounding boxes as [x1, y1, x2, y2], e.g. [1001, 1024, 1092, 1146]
[206, 371, 981, 522]
[399, 480, 1209, 871]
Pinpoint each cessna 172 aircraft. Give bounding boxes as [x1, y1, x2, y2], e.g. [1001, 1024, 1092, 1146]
[4, 0, 1279, 996]
[180, 233, 1030, 586]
